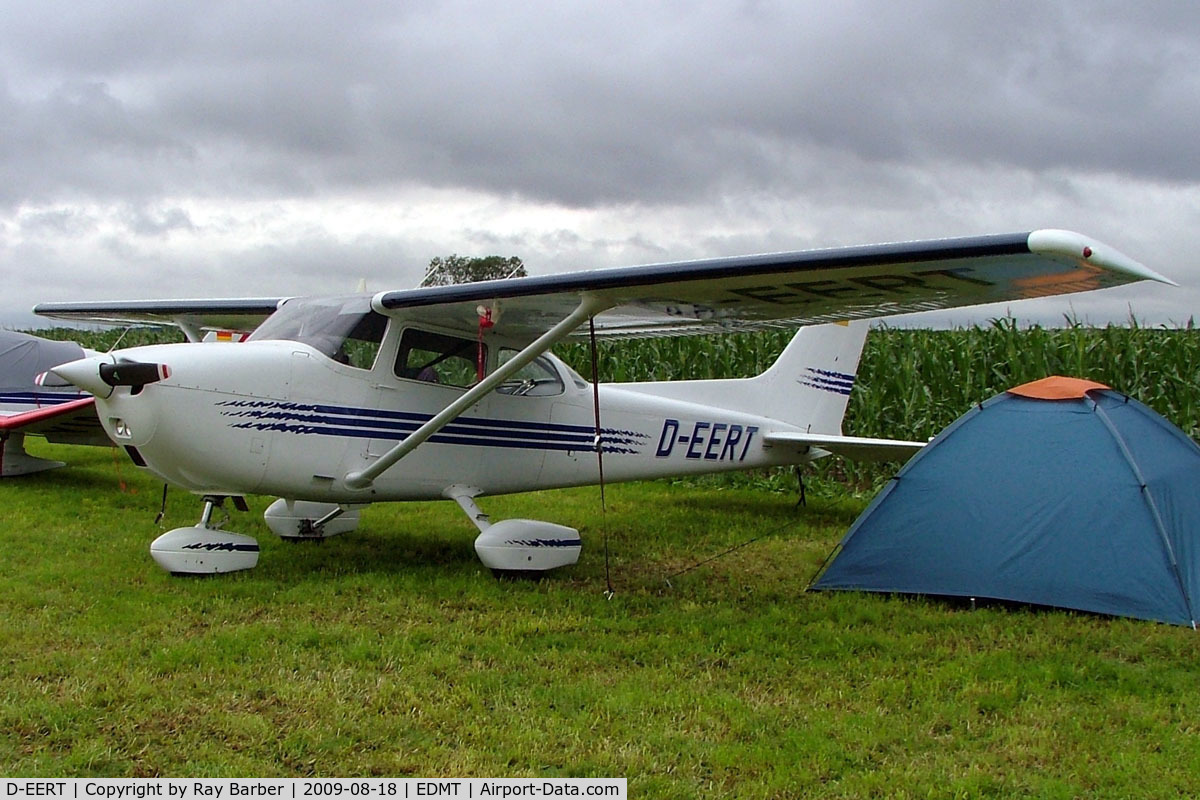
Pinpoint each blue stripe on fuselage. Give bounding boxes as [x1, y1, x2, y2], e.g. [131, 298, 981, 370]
[218, 400, 649, 455]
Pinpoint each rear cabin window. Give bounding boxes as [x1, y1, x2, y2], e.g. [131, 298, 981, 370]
[395, 329, 481, 388]
[495, 350, 564, 396]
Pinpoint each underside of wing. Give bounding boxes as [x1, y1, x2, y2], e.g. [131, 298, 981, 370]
[374, 230, 1168, 340]
[0, 397, 108, 445]
[32, 298, 285, 337]
[764, 431, 925, 462]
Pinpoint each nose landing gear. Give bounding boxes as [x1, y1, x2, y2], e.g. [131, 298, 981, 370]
[149, 495, 259, 575]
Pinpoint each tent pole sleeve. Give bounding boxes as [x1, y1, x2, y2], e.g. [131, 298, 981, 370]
[1093, 401, 1197, 628]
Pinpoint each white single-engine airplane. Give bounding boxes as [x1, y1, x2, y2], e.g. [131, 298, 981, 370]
[35, 230, 1169, 576]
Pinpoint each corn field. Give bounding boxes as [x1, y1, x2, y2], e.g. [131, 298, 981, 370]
[853, 319, 1200, 442]
[25, 319, 1200, 491]
[560, 319, 1200, 492]
[560, 319, 1200, 440]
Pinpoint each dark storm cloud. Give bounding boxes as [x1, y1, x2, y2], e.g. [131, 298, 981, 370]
[2, 1, 1197, 210]
[1, 0, 1196, 328]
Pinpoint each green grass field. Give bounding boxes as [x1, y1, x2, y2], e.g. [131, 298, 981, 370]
[3, 439, 1200, 796]
[6, 323, 1200, 794]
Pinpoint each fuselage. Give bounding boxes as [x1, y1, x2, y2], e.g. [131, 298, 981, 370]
[84, 327, 801, 503]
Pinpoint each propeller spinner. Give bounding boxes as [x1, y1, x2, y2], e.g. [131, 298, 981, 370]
[44, 355, 170, 397]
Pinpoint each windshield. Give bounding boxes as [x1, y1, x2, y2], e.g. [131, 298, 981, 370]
[248, 295, 388, 370]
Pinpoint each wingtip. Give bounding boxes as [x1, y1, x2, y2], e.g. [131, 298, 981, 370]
[1027, 229, 1176, 286]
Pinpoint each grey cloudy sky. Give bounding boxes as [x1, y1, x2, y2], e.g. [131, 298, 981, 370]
[2, 0, 1198, 328]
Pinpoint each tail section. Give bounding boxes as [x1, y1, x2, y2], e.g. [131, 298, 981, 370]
[615, 321, 869, 434]
[754, 320, 868, 433]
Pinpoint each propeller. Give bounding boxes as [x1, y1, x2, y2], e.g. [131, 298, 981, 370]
[99, 361, 171, 388]
[44, 355, 171, 397]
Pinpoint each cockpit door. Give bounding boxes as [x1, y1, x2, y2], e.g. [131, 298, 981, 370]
[363, 326, 492, 498]
[477, 351, 573, 492]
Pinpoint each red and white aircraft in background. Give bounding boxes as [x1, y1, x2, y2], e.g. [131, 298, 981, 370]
[0, 331, 106, 476]
[35, 230, 1169, 576]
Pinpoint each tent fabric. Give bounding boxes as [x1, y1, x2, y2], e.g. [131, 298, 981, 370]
[812, 378, 1200, 627]
[1006, 375, 1110, 400]
[0, 330, 85, 392]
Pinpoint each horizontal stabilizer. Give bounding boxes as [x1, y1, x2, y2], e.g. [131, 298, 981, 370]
[764, 431, 924, 462]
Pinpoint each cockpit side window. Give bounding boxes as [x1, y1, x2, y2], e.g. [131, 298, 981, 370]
[247, 296, 387, 371]
[395, 329, 481, 388]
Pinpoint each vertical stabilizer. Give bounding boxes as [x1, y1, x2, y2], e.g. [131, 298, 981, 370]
[614, 321, 869, 435]
[754, 321, 868, 434]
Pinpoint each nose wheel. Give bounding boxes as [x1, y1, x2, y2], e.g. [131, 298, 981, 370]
[149, 495, 259, 575]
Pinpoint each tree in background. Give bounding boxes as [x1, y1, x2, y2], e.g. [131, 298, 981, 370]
[421, 255, 526, 286]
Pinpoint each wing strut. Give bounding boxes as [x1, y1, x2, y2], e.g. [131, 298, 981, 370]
[344, 293, 613, 491]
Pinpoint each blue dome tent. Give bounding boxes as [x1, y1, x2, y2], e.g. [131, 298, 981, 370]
[811, 377, 1200, 627]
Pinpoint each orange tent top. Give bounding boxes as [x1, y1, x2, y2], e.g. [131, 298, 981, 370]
[1007, 375, 1111, 400]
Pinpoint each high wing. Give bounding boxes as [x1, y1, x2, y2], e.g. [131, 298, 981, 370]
[32, 298, 284, 341]
[372, 230, 1170, 340]
[31, 231, 1167, 344]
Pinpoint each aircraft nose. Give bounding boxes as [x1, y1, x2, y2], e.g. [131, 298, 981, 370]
[46, 354, 116, 398]
[46, 355, 173, 398]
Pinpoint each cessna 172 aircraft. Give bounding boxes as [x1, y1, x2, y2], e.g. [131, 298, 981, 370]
[35, 230, 1169, 576]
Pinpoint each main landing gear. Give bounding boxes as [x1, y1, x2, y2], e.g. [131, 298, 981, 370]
[445, 486, 582, 578]
[148, 489, 581, 578]
[0, 432, 65, 477]
[262, 499, 362, 541]
[149, 497, 362, 575]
